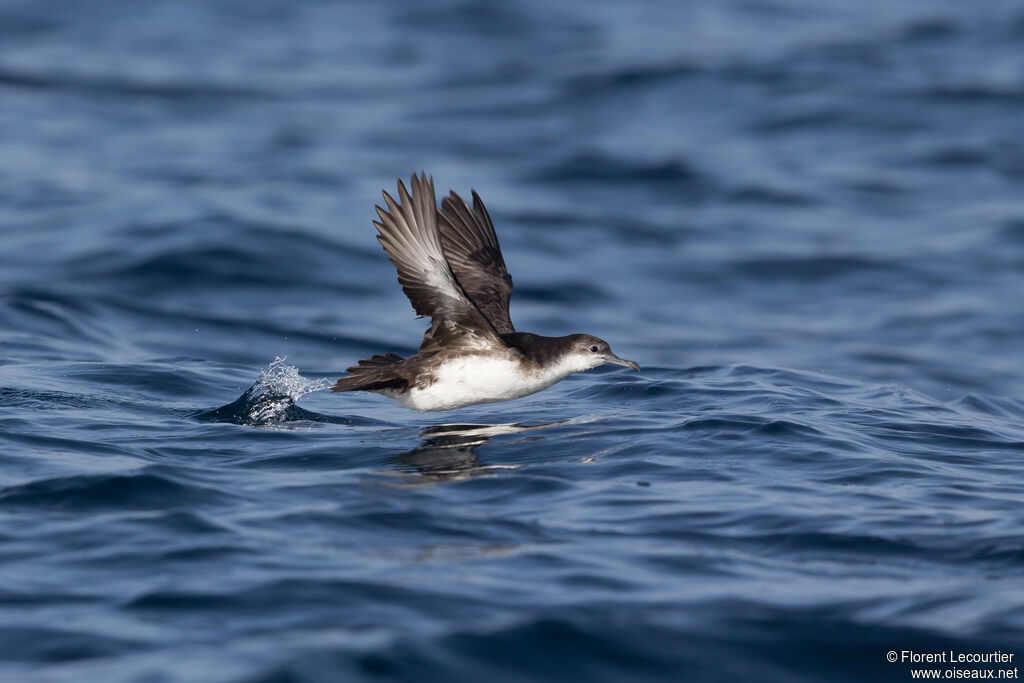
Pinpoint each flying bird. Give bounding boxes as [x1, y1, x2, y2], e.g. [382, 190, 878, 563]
[332, 174, 639, 411]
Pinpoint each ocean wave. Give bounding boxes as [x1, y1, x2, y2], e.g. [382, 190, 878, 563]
[0, 470, 234, 511]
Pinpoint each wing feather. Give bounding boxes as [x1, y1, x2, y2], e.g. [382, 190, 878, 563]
[372, 173, 502, 352]
[437, 189, 515, 334]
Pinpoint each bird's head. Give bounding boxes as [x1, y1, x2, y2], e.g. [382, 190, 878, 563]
[562, 334, 640, 373]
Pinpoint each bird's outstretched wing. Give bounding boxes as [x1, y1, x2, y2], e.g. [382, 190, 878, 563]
[437, 189, 515, 334]
[373, 173, 503, 352]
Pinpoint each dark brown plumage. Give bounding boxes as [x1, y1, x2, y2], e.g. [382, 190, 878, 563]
[438, 189, 515, 334]
[331, 352, 407, 393]
[370, 174, 502, 355]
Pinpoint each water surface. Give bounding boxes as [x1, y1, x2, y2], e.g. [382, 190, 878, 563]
[2, 0, 1024, 681]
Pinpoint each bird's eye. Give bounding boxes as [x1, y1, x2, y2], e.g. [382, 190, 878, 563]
[589, 345, 598, 353]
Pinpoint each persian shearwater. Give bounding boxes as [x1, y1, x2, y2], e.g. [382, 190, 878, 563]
[332, 173, 639, 411]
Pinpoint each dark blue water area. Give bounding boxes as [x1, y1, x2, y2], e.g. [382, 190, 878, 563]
[2, 0, 1024, 680]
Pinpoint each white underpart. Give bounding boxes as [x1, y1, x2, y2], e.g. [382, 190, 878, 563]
[398, 352, 598, 412]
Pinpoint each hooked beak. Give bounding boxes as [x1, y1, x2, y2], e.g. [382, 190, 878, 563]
[603, 353, 640, 371]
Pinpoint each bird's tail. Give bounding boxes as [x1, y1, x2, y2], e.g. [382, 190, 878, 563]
[331, 352, 407, 392]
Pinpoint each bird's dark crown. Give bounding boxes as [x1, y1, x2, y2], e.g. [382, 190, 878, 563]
[501, 332, 637, 371]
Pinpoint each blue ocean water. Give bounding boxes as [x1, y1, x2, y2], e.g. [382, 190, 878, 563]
[2, 0, 1024, 680]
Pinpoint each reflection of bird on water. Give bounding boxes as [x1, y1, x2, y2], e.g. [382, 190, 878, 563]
[393, 421, 570, 481]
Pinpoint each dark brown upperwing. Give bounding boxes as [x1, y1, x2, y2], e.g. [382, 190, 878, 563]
[373, 174, 504, 354]
[437, 190, 515, 334]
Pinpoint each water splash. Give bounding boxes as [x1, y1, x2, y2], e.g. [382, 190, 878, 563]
[197, 357, 332, 425]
